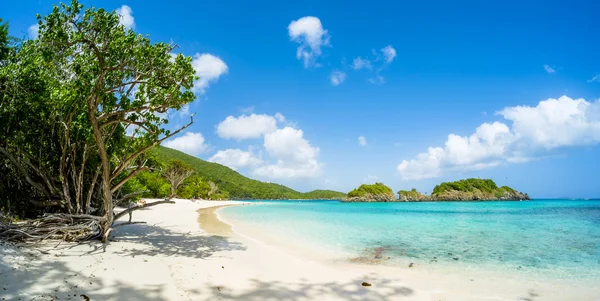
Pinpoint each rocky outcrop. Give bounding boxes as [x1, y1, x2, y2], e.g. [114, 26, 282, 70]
[344, 193, 397, 203]
[398, 189, 429, 202]
[430, 190, 529, 201]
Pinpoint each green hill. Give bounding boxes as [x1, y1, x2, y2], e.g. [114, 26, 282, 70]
[150, 146, 346, 200]
[343, 182, 396, 202]
[429, 178, 530, 201]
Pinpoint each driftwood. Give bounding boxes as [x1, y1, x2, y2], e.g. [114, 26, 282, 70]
[0, 197, 175, 243]
[0, 214, 103, 242]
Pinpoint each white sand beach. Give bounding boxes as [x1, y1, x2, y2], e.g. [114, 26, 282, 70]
[1, 200, 597, 301]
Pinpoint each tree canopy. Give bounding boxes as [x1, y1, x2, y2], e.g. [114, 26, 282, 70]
[347, 182, 394, 198]
[0, 0, 197, 242]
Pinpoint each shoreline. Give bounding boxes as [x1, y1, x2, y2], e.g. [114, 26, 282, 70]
[213, 202, 600, 299]
[1, 199, 597, 301]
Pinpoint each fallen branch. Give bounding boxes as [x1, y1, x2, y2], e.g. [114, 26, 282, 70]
[112, 221, 147, 228]
[113, 198, 175, 221]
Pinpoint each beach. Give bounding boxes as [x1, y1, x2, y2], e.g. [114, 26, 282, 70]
[1, 199, 598, 301]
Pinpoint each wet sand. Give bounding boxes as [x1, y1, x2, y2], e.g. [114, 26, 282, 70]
[196, 205, 236, 236]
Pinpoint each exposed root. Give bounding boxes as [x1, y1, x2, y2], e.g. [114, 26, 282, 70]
[0, 213, 103, 243]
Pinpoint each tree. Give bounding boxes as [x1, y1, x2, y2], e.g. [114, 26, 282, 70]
[163, 161, 194, 196]
[207, 181, 219, 199]
[177, 175, 210, 199]
[0, 0, 198, 242]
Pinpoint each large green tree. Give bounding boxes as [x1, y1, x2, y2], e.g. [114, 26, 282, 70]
[0, 1, 197, 241]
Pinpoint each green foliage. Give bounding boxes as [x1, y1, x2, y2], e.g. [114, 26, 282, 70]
[432, 178, 499, 195]
[177, 175, 210, 199]
[398, 188, 423, 198]
[301, 189, 347, 199]
[347, 183, 394, 197]
[151, 146, 345, 200]
[0, 0, 196, 220]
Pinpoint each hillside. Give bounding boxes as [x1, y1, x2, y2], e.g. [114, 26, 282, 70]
[150, 146, 346, 200]
[399, 178, 529, 201]
[343, 182, 396, 202]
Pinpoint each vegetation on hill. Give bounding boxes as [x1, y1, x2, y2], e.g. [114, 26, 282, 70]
[344, 183, 396, 202]
[397, 188, 428, 202]
[0, 1, 198, 241]
[138, 146, 346, 200]
[426, 178, 529, 201]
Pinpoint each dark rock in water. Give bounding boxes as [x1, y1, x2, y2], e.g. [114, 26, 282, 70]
[361, 282, 372, 287]
[408, 263, 414, 268]
[453, 257, 459, 260]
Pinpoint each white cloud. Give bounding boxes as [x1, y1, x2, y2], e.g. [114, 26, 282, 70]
[358, 135, 367, 147]
[28, 24, 39, 39]
[588, 74, 600, 83]
[208, 149, 262, 170]
[116, 5, 135, 30]
[330, 70, 346, 86]
[274, 112, 286, 123]
[163, 132, 208, 156]
[499, 95, 600, 148]
[263, 127, 319, 163]
[381, 45, 396, 63]
[543, 64, 556, 74]
[397, 95, 600, 180]
[191, 53, 228, 94]
[216, 113, 282, 140]
[252, 127, 321, 179]
[288, 16, 330, 68]
[352, 57, 372, 70]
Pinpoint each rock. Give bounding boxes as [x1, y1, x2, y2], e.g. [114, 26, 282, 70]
[344, 193, 396, 203]
[453, 257, 459, 260]
[408, 263, 414, 268]
[361, 282, 372, 287]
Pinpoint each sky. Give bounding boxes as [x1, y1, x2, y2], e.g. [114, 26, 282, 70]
[3, 0, 600, 198]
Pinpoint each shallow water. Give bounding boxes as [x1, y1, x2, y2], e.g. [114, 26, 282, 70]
[221, 199, 600, 281]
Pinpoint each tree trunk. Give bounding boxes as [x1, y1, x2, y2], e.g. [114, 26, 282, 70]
[88, 99, 113, 243]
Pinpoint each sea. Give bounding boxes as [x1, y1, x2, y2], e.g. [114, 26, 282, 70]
[220, 199, 600, 281]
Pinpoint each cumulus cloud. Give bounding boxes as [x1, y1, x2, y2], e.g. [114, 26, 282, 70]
[397, 95, 600, 180]
[381, 45, 396, 63]
[252, 127, 321, 179]
[213, 113, 322, 179]
[116, 5, 135, 29]
[216, 113, 283, 140]
[288, 16, 330, 68]
[330, 70, 346, 86]
[191, 53, 228, 94]
[499, 95, 600, 148]
[352, 57, 372, 70]
[28, 24, 39, 39]
[543, 64, 555, 74]
[163, 132, 208, 156]
[208, 149, 263, 170]
[358, 136, 367, 147]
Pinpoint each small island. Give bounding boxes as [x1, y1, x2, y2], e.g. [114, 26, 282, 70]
[399, 178, 530, 202]
[344, 179, 530, 202]
[344, 183, 397, 202]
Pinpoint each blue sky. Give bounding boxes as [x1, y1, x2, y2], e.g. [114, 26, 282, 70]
[3, 0, 600, 198]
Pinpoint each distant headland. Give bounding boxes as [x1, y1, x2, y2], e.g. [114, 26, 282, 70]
[344, 179, 530, 202]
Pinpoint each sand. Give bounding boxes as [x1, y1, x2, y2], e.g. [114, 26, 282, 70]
[1, 199, 597, 301]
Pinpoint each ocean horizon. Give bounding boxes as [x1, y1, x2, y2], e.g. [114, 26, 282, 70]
[221, 199, 600, 282]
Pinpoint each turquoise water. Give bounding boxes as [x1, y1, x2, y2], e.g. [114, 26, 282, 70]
[222, 199, 600, 280]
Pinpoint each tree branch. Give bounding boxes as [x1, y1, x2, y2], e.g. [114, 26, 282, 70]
[113, 198, 175, 221]
[110, 115, 194, 179]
